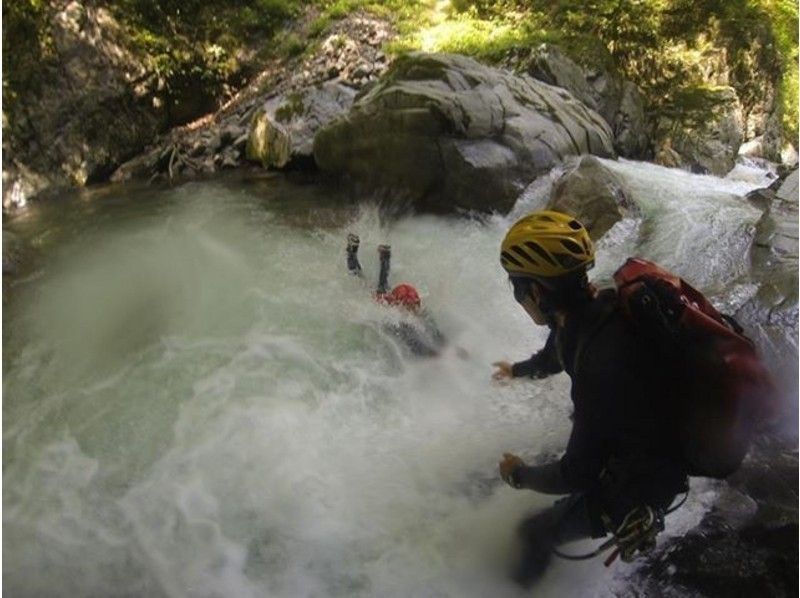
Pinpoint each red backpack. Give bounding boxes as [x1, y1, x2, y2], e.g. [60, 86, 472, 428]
[613, 258, 775, 478]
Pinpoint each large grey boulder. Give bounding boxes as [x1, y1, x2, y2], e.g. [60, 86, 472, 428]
[737, 192, 798, 382]
[314, 52, 614, 212]
[776, 168, 798, 202]
[548, 155, 638, 240]
[525, 47, 650, 159]
[525, 44, 599, 111]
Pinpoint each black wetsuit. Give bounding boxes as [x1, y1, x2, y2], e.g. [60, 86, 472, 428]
[510, 289, 689, 584]
[385, 313, 446, 358]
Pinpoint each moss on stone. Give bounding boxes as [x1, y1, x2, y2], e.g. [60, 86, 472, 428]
[275, 92, 307, 123]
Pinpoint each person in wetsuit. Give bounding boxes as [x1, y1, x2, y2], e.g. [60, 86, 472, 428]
[492, 211, 689, 587]
[346, 233, 445, 357]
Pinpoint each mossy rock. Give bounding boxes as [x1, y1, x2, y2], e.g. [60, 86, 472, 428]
[246, 109, 291, 168]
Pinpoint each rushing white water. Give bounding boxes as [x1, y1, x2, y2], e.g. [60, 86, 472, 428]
[2, 161, 787, 597]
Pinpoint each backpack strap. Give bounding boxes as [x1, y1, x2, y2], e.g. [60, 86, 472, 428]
[571, 290, 618, 377]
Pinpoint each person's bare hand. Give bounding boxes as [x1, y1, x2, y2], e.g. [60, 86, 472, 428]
[492, 361, 513, 381]
[499, 452, 526, 487]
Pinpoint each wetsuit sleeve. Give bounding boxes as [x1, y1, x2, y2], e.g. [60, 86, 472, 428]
[511, 329, 562, 378]
[558, 404, 608, 492]
[423, 312, 447, 348]
[512, 461, 571, 495]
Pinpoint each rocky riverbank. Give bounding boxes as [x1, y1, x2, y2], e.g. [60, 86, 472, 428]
[4, 3, 797, 211]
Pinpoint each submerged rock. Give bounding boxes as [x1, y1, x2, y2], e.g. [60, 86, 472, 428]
[548, 155, 638, 240]
[314, 52, 614, 212]
[2, 161, 51, 210]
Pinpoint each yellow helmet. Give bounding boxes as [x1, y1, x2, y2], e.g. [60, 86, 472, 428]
[500, 210, 594, 278]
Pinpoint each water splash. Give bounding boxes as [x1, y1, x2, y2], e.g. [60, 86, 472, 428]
[3, 161, 790, 597]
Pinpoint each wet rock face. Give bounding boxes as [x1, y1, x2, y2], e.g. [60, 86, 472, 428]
[655, 89, 745, 176]
[112, 13, 391, 186]
[775, 168, 798, 202]
[524, 45, 651, 160]
[548, 155, 638, 240]
[741, 178, 798, 361]
[260, 83, 357, 161]
[640, 435, 798, 598]
[525, 44, 599, 112]
[612, 81, 650, 159]
[4, 1, 165, 203]
[245, 83, 358, 168]
[314, 52, 615, 213]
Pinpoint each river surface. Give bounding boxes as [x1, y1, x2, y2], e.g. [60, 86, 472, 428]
[3, 162, 794, 597]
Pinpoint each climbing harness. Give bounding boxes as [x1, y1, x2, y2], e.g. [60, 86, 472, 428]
[552, 505, 665, 566]
[551, 490, 689, 566]
[600, 506, 664, 566]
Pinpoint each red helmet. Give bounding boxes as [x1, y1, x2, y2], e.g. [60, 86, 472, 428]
[388, 283, 421, 308]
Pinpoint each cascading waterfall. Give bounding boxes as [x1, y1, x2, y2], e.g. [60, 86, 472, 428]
[3, 161, 793, 597]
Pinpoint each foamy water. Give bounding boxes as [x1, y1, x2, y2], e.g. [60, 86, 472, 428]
[2, 161, 786, 597]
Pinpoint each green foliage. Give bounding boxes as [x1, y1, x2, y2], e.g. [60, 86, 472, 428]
[2, 0, 307, 128]
[761, 0, 799, 141]
[445, 0, 797, 142]
[276, 32, 308, 58]
[312, 0, 427, 36]
[4, 0, 796, 146]
[661, 84, 738, 129]
[109, 0, 305, 97]
[312, 0, 796, 141]
[2, 0, 55, 111]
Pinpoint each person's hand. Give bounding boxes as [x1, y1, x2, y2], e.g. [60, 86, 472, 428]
[499, 453, 526, 488]
[492, 361, 513, 381]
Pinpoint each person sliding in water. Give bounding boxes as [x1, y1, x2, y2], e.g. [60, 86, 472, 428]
[346, 233, 445, 357]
